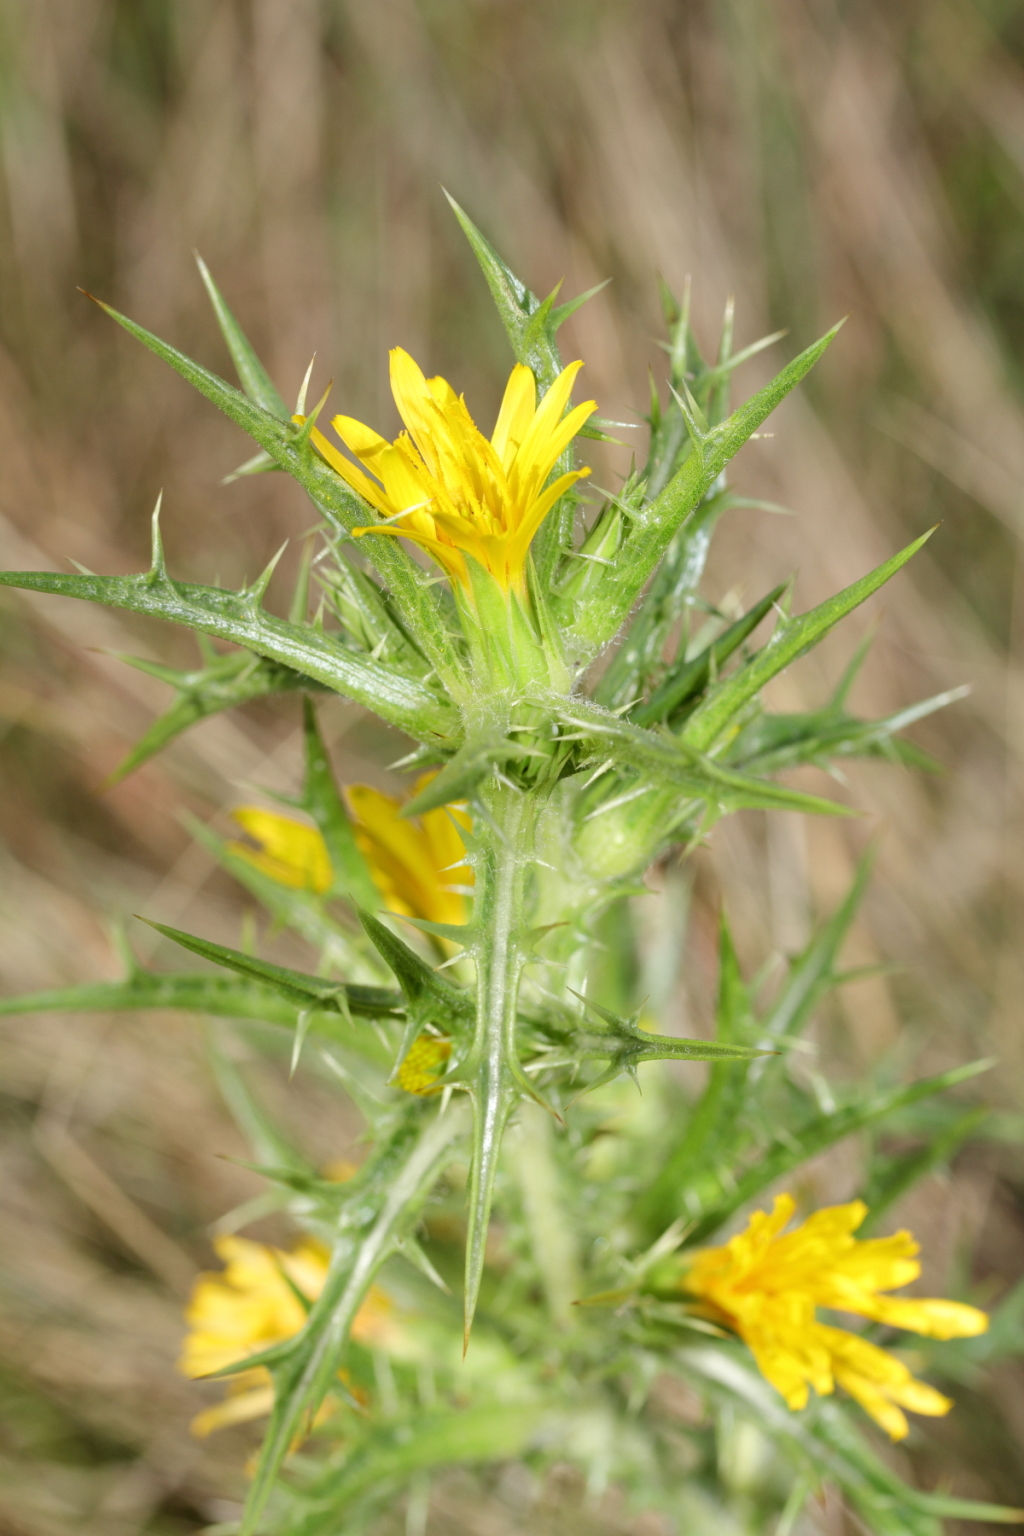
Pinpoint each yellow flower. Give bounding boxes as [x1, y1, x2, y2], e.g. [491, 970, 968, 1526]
[346, 772, 472, 928]
[226, 784, 468, 1097]
[180, 1234, 397, 1437]
[683, 1194, 987, 1441]
[395, 1032, 452, 1096]
[229, 807, 333, 895]
[306, 347, 596, 595]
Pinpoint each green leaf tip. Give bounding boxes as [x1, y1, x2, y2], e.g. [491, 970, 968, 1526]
[194, 252, 289, 420]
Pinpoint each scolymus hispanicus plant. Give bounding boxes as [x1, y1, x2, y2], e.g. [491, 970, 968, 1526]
[0, 197, 1016, 1536]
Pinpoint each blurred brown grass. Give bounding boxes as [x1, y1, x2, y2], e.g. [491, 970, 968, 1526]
[2, 1, 1024, 1531]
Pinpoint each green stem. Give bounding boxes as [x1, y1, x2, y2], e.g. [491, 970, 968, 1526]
[463, 785, 530, 1345]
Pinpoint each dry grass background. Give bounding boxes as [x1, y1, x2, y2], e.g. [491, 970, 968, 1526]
[1, 1, 1024, 1531]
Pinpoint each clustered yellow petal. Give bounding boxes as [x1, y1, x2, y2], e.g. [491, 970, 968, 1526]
[306, 348, 596, 595]
[684, 1194, 987, 1440]
[180, 1234, 396, 1437]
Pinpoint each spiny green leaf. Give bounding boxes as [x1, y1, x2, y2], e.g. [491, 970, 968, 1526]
[681, 529, 935, 753]
[445, 194, 597, 586]
[462, 1059, 517, 1351]
[357, 908, 473, 1026]
[138, 918, 402, 1020]
[0, 966, 384, 1070]
[400, 730, 522, 817]
[547, 693, 849, 819]
[107, 648, 320, 784]
[0, 567, 457, 744]
[0, 968, 357, 1031]
[591, 492, 728, 710]
[682, 1058, 994, 1245]
[726, 685, 966, 777]
[320, 551, 432, 675]
[631, 582, 786, 727]
[445, 192, 564, 392]
[567, 987, 769, 1087]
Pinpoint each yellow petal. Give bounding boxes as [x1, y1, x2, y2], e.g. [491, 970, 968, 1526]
[887, 1377, 955, 1416]
[307, 424, 391, 514]
[347, 780, 470, 927]
[428, 374, 460, 410]
[834, 1372, 911, 1440]
[509, 397, 597, 504]
[331, 413, 394, 476]
[190, 1385, 275, 1438]
[865, 1296, 988, 1339]
[507, 466, 590, 566]
[389, 348, 450, 471]
[684, 1195, 986, 1441]
[352, 524, 469, 587]
[230, 807, 333, 895]
[511, 361, 588, 484]
[180, 1233, 329, 1382]
[491, 363, 536, 470]
[374, 436, 439, 516]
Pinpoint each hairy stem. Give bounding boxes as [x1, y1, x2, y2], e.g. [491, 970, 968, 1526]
[463, 785, 531, 1343]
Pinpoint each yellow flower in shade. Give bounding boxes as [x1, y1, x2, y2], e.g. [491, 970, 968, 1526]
[180, 1235, 397, 1437]
[226, 784, 467, 1097]
[305, 347, 596, 595]
[347, 773, 472, 928]
[229, 807, 333, 895]
[683, 1194, 987, 1441]
[395, 1033, 452, 1096]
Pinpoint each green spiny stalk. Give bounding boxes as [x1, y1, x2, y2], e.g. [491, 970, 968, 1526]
[460, 781, 533, 1344]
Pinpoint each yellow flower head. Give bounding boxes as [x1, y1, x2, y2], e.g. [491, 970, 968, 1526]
[180, 1234, 397, 1437]
[684, 1194, 987, 1441]
[347, 772, 472, 928]
[229, 807, 333, 895]
[307, 348, 596, 595]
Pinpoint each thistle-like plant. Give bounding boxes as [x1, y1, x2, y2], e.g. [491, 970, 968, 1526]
[1, 199, 1019, 1536]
